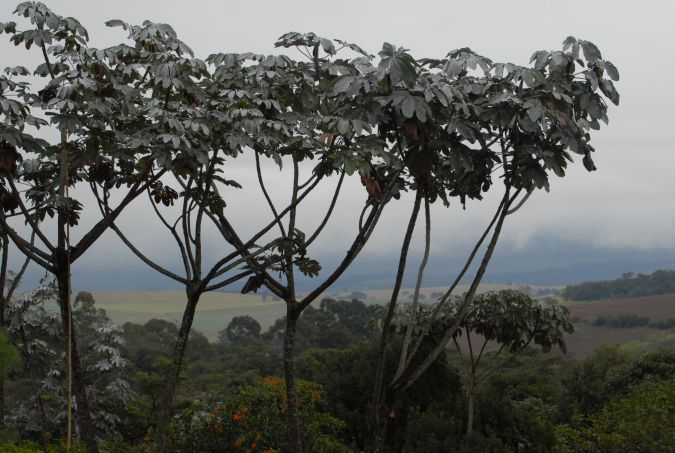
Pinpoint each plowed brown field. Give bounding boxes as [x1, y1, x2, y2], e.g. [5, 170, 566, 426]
[566, 293, 675, 321]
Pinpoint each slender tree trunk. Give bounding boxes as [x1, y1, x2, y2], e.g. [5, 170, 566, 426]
[466, 379, 475, 435]
[153, 290, 201, 453]
[35, 394, 50, 453]
[0, 295, 5, 428]
[0, 378, 4, 429]
[56, 270, 99, 453]
[0, 235, 7, 428]
[372, 392, 392, 453]
[372, 194, 421, 452]
[283, 307, 302, 453]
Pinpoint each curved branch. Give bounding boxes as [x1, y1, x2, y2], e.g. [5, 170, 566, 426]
[72, 170, 163, 261]
[392, 185, 515, 394]
[372, 192, 422, 428]
[7, 178, 55, 252]
[206, 238, 280, 282]
[203, 269, 258, 292]
[255, 150, 286, 237]
[506, 188, 532, 215]
[305, 170, 344, 248]
[402, 190, 513, 371]
[146, 188, 192, 281]
[202, 173, 325, 298]
[6, 231, 35, 302]
[179, 177, 197, 277]
[108, 222, 188, 284]
[0, 215, 53, 271]
[394, 196, 431, 382]
[297, 176, 397, 311]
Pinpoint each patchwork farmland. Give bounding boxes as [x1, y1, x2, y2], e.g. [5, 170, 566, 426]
[90, 288, 675, 356]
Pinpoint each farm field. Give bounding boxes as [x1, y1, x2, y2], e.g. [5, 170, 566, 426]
[91, 283, 562, 340]
[92, 291, 286, 340]
[328, 283, 564, 304]
[564, 292, 675, 321]
[91, 289, 675, 353]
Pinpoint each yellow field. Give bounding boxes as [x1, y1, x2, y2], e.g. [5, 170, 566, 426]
[92, 291, 286, 340]
[91, 283, 563, 341]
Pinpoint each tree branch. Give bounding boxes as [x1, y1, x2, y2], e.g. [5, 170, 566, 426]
[255, 150, 286, 237]
[305, 170, 344, 248]
[394, 196, 430, 382]
[392, 184, 516, 394]
[108, 222, 188, 284]
[7, 178, 55, 252]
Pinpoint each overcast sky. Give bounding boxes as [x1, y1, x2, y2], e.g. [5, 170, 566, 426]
[2, 0, 674, 289]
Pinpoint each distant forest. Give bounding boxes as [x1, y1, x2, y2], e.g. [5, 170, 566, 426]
[562, 269, 675, 301]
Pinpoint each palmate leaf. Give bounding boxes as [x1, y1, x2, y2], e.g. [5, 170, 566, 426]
[378, 42, 417, 87]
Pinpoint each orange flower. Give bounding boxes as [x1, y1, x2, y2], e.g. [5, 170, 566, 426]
[309, 389, 322, 401]
[232, 438, 242, 447]
[263, 376, 282, 387]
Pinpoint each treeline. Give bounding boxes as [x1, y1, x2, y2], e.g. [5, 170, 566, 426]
[591, 314, 675, 329]
[562, 269, 675, 301]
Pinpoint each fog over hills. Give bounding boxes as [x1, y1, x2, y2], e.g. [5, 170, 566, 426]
[12, 238, 673, 292]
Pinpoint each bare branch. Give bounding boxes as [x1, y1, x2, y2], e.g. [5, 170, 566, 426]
[179, 175, 197, 276]
[372, 192, 422, 431]
[392, 184, 516, 394]
[0, 214, 54, 271]
[108, 222, 188, 284]
[255, 150, 286, 237]
[297, 171, 401, 311]
[506, 188, 532, 215]
[285, 157, 300, 296]
[7, 178, 55, 252]
[394, 196, 431, 382]
[305, 170, 344, 248]
[73, 170, 165, 261]
[6, 231, 35, 301]
[146, 188, 192, 281]
[402, 188, 512, 371]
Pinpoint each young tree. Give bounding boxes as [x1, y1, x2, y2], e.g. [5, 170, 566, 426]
[4, 281, 130, 445]
[446, 289, 573, 434]
[0, 228, 31, 427]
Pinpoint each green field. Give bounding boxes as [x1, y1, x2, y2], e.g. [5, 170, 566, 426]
[92, 291, 286, 340]
[90, 286, 674, 352]
[91, 283, 562, 341]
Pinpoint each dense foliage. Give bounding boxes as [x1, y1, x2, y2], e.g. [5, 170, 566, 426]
[562, 269, 675, 301]
[2, 291, 672, 452]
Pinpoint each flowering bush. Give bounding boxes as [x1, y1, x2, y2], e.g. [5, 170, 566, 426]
[167, 377, 354, 452]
